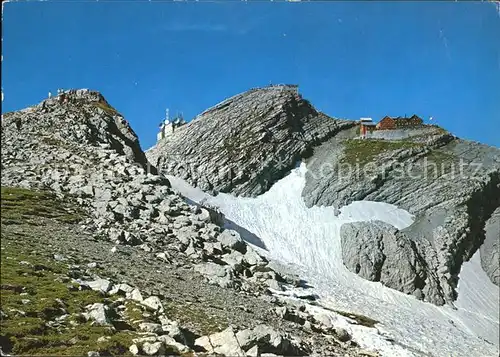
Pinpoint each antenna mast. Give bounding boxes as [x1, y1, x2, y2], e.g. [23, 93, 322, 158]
[165, 108, 170, 122]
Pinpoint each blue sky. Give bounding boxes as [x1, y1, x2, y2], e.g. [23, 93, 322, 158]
[2, 1, 500, 149]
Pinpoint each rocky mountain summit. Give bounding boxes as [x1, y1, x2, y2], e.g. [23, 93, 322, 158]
[1, 89, 375, 357]
[147, 85, 355, 196]
[2, 89, 150, 172]
[147, 86, 499, 308]
[1, 89, 303, 294]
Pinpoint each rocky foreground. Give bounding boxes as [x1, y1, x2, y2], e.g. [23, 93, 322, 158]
[147, 85, 500, 307]
[1, 89, 380, 356]
[2, 86, 499, 356]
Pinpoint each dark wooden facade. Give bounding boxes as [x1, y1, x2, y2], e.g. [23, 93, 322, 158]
[376, 115, 423, 130]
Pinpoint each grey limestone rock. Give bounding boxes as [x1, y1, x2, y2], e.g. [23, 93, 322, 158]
[83, 303, 111, 326]
[194, 262, 236, 288]
[340, 221, 442, 304]
[147, 85, 355, 197]
[195, 325, 306, 357]
[307, 128, 500, 305]
[218, 229, 247, 253]
[195, 326, 245, 356]
[481, 207, 500, 286]
[146, 86, 500, 306]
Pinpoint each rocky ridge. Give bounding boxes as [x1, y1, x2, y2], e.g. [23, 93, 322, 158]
[147, 87, 500, 307]
[1, 89, 375, 356]
[304, 127, 500, 305]
[146, 85, 355, 197]
[1, 89, 301, 298]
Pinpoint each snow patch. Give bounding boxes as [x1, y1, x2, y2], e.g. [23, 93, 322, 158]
[454, 250, 500, 345]
[167, 163, 499, 357]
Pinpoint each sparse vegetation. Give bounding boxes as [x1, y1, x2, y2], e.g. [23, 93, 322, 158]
[163, 301, 226, 336]
[0, 187, 207, 356]
[422, 150, 459, 177]
[122, 301, 148, 328]
[95, 101, 119, 116]
[424, 150, 457, 167]
[1, 187, 84, 225]
[0, 239, 137, 355]
[310, 302, 379, 328]
[40, 136, 74, 151]
[333, 309, 379, 328]
[0, 188, 141, 356]
[326, 308, 379, 328]
[342, 139, 423, 166]
[40, 136, 63, 147]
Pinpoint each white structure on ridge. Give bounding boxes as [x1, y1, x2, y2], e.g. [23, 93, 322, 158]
[157, 108, 186, 142]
